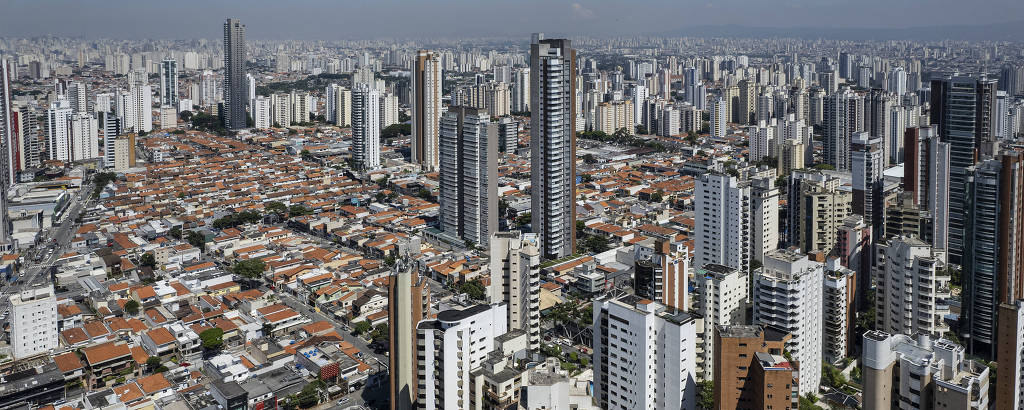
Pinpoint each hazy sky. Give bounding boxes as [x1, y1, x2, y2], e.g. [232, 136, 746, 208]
[2, 0, 1023, 40]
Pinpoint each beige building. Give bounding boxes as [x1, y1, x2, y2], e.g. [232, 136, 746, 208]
[113, 133, 136, 171]
[779, 138, 804, 176]
[159, 105, 177, 129]
[863, 331, 988, 410]
[594, 100, 634, 135]
[789, 170, 851, 255]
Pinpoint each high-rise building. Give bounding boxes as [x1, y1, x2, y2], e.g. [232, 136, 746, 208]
[101, 112, 120, 168]
[222, 18, 247, 130]
[511, 67, 530, 113]
[997, 300, 1024, 410]
[438, 106, 497, 246]
[251, 96, 271, 129]
[963, 152, 1024, 357]
[824, 87, 860, 171]
[823, 258, 856, 364]
[388, 260, 430, 410]
[738, 79, 756, 125]
[930, 75, 997, 265]
[352, 83, 381, 169]
[779, 139, 804, 176]
[863, 332, 989, 410]
[904, 126, 950, 250]
[710, 96, 727, 139]
[68, 81, 88, 114]
[875, 236, 951, 337]
[325, 84, 351, 127]
[0, 59, 14, 191]
[695, 173, 750, 274]
[113, 133, 136, 171]
[753, 249, 824, 396]
[788, 170, 851, 254]
[497, 117, 518, 153]
[160, 58, 178, 107]
[633, 235, 689, 312]
[693, 264, 748, 382]
[592, 295, 697, 410]
[379, 93, 399, 128]
[748, 120, 774, 163]
[851, 132, 884, 241]
[713, 325, 798, 410]
[416, 303, 507, 409]
[750, 175, 779, 263]
[594, 100, 634, 135]
[412, 50, 443, 171]
[9, 287, 58, 360]
[46, 100, 73, 161]
[488, 231, 541, 350]
[530, 33, 576, 260]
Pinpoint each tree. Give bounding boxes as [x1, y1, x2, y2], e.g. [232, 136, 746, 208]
[300, 149, 314, 161]
[369, 324, 389, 342]
[146, 356, 162, 373]
[179, 110, 193, 122]
[822, 363, 847, 388]
[295, 380, 325, 408]
[813, 163, 836, 171]
[186, 231, 206, 251]
[265, 201, 288, 217]
[799, 394, 824, 410]
[650, 190, 664, 203]
[582, 153, 597, 164]
[458, 280, 487, 300]
[515, 212, 531, 228]
[697, 380, 714, 409]
[199, 327, 224, 351]
[233, 259, 266, 279]
[168, 226, 182, 239]
[289, 204, 312, 216]
[635, 125, 648, 135]
[140, 252, 156, 268]
[381, 123, 412, 139]
[124, 300, 140, 316]
[581, 235, 610, 254]
[353, 321, 372, 335]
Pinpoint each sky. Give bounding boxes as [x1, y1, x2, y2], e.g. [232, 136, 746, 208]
[2, 0, 1023, 40]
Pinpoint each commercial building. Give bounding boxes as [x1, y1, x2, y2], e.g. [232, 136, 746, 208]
[592, 295, 697, 410]
[530, 33, 576, 260]
[752, 249, 824, 396]
[159, 58, 177, 107]
[352, 83, 381, 169]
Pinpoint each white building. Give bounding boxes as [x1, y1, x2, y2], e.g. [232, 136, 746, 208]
[417, 304, 508, 409]
[251, 96, 271, 129]
[46, 100, 72, 161]
[325, 84, 351, 127]
[823, 258, 855, 365]
[523, 358, 598, 410]
[412, 50, 443, 171]
[592, 295, 697, 410]
[750, 175, 779, 263]
[753, 249, 824, 396]
[875, 236, 951, 337]
[693, 264, 748, 382]
[748, 120, 775, 162]
[489, 231, 541, 350]
[70, 112, 99, 161]
[379, 92, 399, 128]
[159, 105, 176, 129]
[9, 286, 58, 360]
[271, 93, 291, 127]
[710, 96, 727, 139]
[352, 83, 381, 169]
[695, 173, 751, 274]
[438, 107, 497, 246]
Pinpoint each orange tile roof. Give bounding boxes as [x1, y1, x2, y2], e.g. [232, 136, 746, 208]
[53, 352, 84, 373]
[82, 342, 132, 366]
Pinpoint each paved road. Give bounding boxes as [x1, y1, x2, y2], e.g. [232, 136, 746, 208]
[1, 183, 91, 316]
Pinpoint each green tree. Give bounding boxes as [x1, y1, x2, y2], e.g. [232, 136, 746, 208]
[186, 231, 206, 251]
[635, 125, 648, 135]
[369, 324, 389, 342]
[515, 212, 531, 227]
[140, 252, 156, 268]
[146, 356, 162, 373]
[168, 226, 182, 239]
[582, 153, 597, 164]
[265, 201, 288, 217]
[288, 204, 312, 216]
[300, 149, 314, 161]
[581, 235, 610, 254]
[199, 327, 224, 351]
[353, 321, 372, 335]
[650, 190, 664, 203]
[813, 163, 836, 171]
[697, 380, 715, 409]
[458, 280, 487, 300]
[233, 259, 266, 279]
[381, 123, 412, 139]
[124, 300, 140, 316]
[799, 394, 824, 410]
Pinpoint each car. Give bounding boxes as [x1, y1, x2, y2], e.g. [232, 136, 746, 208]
[337, 398, 350, 405]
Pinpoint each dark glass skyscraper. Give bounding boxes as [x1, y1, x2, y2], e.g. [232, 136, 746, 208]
[223, 18, 247, 130]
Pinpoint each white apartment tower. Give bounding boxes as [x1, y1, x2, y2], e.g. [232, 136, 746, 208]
[251, 96, 271, 129]
[875, 236, 951, 337]
[750, 175, 780, 263]
[9, 287, 58, 360]
[352, 83, 381, 169]
[695, 173, 751, 274]
[753, 249, 824, 396]
[710, 96, 727, 139]
[592, 295, 698, 410]
[417, 304, 508, 409]
[489, 231, 541, 350]
[693, 264, 749, 382]
[46, 100, 72, 161]
[530, 33, 576, 260]
[412, 50, 443, 171]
